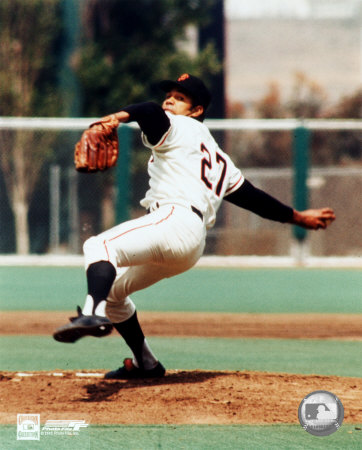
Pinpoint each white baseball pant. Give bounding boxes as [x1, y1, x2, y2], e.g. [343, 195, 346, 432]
[83, 204, 206, 323]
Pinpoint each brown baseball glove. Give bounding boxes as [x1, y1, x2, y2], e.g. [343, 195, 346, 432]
[74, 114, 120, 172]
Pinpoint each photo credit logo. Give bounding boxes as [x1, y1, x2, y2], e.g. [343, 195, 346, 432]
[298, 390, 344, 436]
[41, 419, 89, 436]
[17, 414, 40, 440]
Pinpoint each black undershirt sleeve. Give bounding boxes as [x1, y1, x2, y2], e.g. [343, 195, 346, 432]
[224, 179, 294, 223]
[122, 102, 170, 145]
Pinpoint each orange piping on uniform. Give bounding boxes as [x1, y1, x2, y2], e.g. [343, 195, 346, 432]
[155, 206, 174, 224]
[155, 128, 171, 148]
[102, 207, 175, 256]
[225, 174, 243, 195]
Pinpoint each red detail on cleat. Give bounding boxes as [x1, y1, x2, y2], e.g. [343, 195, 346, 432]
[123, 358, 134, 371]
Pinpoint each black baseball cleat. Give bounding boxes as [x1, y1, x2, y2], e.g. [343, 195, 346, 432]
[104, 358, 166, 380]
[53, 306, 113, 343]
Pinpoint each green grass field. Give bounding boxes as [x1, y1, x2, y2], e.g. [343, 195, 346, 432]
[1, 335, 361, 377]
[1, 424, 362, 450]
[1, 266, 361, 449]
[1, 266, 361, 313]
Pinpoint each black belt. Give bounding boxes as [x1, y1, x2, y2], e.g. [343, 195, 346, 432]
[148, 203, 203, 221]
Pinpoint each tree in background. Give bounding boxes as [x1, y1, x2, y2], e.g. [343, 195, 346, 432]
[0, 0, 62, 254]
[321, 89, 362, 163]
[0, 0, 221, 254]
[74, 0, 222, 233]
[287, 71, 327, 119]
[230, 72, 361, 168]
[76, 0, 221, 116]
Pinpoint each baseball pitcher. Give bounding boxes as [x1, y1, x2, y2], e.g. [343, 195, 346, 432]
[53, 74, 336, 379]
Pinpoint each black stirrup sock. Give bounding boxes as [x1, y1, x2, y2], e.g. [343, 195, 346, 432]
[113, 312, 145, 369]
[86, 261, 116, 314]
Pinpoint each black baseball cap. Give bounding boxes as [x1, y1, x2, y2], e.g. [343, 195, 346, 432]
[159, 73, 211, 110]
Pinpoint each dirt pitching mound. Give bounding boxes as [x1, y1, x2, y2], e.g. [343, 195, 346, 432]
[2, 312, 361, 425]
[1, 370, 361, 425]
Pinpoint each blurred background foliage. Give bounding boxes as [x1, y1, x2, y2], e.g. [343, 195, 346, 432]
[0, 0, 361, 254]
[229, 73, 361, 167]
[0, 0, 222, 253]
[0, 0, 64, 253]
[75, 0, 221, 115]
[0, 0, 63, 117]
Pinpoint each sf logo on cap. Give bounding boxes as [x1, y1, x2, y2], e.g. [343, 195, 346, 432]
[178, 74, 190, 81]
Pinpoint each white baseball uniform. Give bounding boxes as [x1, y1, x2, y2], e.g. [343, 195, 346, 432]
[83, 112, 244, 322]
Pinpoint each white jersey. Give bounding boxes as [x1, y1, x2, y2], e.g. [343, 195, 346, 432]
[140, 112, 244, 229]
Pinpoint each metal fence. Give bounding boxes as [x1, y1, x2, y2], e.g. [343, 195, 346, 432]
[0, 117, 361, 257]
